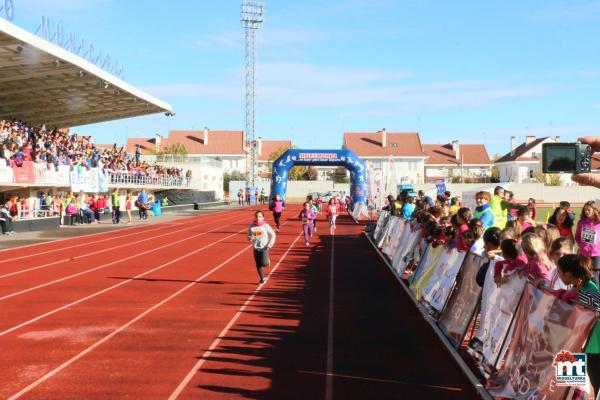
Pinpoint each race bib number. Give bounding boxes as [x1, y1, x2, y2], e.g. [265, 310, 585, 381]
[251, 227, 264, 238]
[302, 217, 309, 224]
[582, 228, 597, 245]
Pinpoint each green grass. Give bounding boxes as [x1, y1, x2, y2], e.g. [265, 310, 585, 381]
[534, 207, 582, 224]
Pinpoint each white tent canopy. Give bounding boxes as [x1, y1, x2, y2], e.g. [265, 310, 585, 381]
[0, 18, 171, 128]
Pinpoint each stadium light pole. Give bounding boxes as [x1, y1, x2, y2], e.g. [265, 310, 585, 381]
[241, 1, 264, 188]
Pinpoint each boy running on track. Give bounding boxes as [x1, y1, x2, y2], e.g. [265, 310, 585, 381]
[247, 210, 276, 285]
[299, 201, 316, 246]
[326, 198, 338, 234]
[271, 194, 285, 232]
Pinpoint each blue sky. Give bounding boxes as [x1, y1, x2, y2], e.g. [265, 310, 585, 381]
[12, 0, 600, 157]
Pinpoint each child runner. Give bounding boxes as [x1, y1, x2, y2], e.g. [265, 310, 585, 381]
[548, 206, 575, 243]
[271, 194, 285, 232]
[326, 198, 338, 234]
[299, 201, 316, 246]
[493, 238, 527, 287]
[575, 200, 600, 286]
[554, 254, 600, 396]
[549, 237, 573, 290]
[521, 233, 553, 284]
[247, 210, 276, 285]
[516, 207, 534, 233]
[527, 198, 537, 221]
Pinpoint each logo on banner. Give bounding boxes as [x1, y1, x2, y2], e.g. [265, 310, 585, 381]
[554, 350, 587, 386]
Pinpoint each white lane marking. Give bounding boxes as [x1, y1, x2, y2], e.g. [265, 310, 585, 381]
[0, 208, 231, 259]
[167, 232, 303, 400]
[0, 210, 238, 278]
[326, 233, 335, 400]
[0, 212, 244, 300]
[0, 224, 248, 337]
[7, 241, 254, 400]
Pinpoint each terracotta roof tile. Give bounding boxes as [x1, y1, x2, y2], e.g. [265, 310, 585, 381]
[343, 132, 427, 157]
[126, 130, 245, 155]
[422, 143, 491, 165]
[495, 137, 548, 163]
[258, 140, 292, 161]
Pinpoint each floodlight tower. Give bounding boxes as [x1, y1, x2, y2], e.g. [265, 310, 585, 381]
[241, 1, 264, 187]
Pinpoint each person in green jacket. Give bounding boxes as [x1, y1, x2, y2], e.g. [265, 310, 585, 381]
[556, 254, 600, 395]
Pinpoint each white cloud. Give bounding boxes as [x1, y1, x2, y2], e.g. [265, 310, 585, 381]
[195, 27, 329, 51]
[144, 62, 553, 112]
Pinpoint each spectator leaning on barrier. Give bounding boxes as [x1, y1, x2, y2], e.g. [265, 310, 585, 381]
[417, 190, 435, 208]
[575, 201, 600, 287]
[473, 191, 494, 230]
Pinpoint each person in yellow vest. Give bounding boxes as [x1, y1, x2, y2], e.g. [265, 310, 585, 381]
[489, 186, 518, 229]
[111, 188, 121, 224]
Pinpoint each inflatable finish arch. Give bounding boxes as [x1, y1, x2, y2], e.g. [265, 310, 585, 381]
[270, 149, 367, 206]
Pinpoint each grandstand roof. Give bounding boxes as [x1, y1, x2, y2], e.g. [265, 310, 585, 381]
[423, 143, 491, 165]
[343, 131, 427, 157]
[0, 18, 171, 128]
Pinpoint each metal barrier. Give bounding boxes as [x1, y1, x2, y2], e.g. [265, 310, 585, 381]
[107, 172, 190, 187]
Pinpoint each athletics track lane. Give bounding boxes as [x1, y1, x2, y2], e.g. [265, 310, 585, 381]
[166, 213, 481, 399]
[0, 210, 247, 334]
[2, 208, 481, 399]
[0, 207, 259, 398]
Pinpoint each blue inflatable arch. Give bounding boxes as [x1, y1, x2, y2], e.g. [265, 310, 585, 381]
[269, 149, 367, 206]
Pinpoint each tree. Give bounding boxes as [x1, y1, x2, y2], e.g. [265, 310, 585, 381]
[491, 153, 501, 182]
[333, 166, 349, 183]
[267, 146, 317, 181]
[159, 143, 188, 156]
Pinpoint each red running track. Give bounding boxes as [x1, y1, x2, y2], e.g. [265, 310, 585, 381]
[0, 206, 481, 399]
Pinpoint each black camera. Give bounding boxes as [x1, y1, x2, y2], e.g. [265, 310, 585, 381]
[542, 142, 592, 173]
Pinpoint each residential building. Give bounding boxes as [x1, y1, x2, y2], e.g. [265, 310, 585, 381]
[126, 128, 246, 174]
[422, 141, 491, 183]
[495, 135, 559, 183]
[343, 130, 428, 185]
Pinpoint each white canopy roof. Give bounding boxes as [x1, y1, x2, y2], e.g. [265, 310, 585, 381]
[0, 18, 172, 128]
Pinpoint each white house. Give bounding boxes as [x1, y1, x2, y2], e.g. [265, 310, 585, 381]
[343, 130, 428, 185]
[422, 141, 491, 183]
[127, 128, 247, 174]
[495, 135, 559, 183]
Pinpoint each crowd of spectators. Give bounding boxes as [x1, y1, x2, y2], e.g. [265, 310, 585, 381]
[0, 119, 191, 183]
[380, 185, 600, 396]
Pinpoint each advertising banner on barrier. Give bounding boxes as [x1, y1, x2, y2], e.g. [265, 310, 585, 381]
[391, 223, 411, 270]
[98, 169, 108, 193]
[12, 161, 35, 184]
[55, 165, 70, 186]
[476, 261, 527, 373]
[487, 283, 598, 399]
[410, 245, 444, 300]
[0, 164, 13, 183]
[382, 217, 405, 258]
[376, 216, 393, 248]
[437, 253, 484, 347]
[372, 211, 389, 241]
[394, 230, 422, 275]
[423, 250, 467, 311]
[71, 167, 100, 192]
